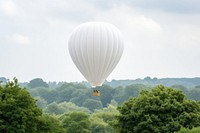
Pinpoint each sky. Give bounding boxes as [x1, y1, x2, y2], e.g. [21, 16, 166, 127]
[0, 0, 200, 82]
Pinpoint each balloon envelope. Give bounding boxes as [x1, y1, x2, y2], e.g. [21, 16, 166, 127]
[68, 22, 124, 87]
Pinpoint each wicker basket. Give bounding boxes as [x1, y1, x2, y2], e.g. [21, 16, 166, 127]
[92, 91, 100, 96]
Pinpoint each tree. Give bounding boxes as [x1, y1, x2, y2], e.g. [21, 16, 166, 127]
[70, 89, 90, 106]
[176, 127, 200, 133]
[82, 99, 103, 112]
[112, 86, 125, 105]
[90, 117, 114, 133]
[188, 88, 200, 101]
[35, 96, 47, 109]
[37, 114, 65, 133]
[0, 78, 42, 132]
[28, 78, 49, 88]
[32, 87, 58, 104]
[113, 84, 149, 105]
[171, 84, 189, 96]
[90, 105, 119, 133]
[56, 86, 75, 103]
[44, 102, 90, 115]
[123, 84, 146, 100]
[60, 111, 91, 133]
[116, 85, 200, 133]
[98, 85, 113, 107]
[44, 102, 65, 115]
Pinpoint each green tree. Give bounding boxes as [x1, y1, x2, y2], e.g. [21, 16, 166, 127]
[28, 78, 49, 88]
[112, 86, 125, 105]
[116, 85, 200, 133]
[98, 85, 113, 107]
[35, 96, 48, 109]
[37, 114, 65, 133]
[0, 78, 42, 132]
[171, 84, 189, 97]
[113, 84, 149, 105]
[44, 102, 90, 115]
[70, 89, 90, 106]
[32, 87, 58, 104]
[188, 88, 200, 101]
[44, 89, 59, 104]
[123, 84, 146, 99]
[90, 105, 119, 133]
[90, 117, 114, 133]
[58, 102, 90, 113]
[56, 86, 75, 103]
[82, 99, 103, 112]
[44, 102, 65, 115]
[60, 111, 91, 133]
[176, 127, 200, 133]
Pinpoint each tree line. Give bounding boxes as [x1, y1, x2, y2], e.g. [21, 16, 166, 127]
[0, 77, 200, 132]
[24, 78, 200, 112]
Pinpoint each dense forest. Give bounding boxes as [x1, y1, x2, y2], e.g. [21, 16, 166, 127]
[1, 76, 200, 132]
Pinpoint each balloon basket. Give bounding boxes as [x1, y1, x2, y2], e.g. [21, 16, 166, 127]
[92, 90, 100, 96]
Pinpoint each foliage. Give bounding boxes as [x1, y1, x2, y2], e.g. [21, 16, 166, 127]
[44, 102, 90, 115]
[106, 77, 200, 88]
[44, 102, 64, 115]
[82, 99, 103, 111]
[90, 105, 119, 133]
[25, 79, 200, 114]
[69, 89, 91, 106]
[188, 88, 200, 101]
[35, 96, 48, 109]
[37, 114, 65, 133]
[28, 78, 49, 88]
[56, 86, 75, 103]
[2, 77, 200, 133]
[176, 127, 200, 133]
[112, 84, 150, 105]
[90, 116, 114, 133]
[0, 78, 42, 132]
[116, 85, 200, 133]
[60, 111, 91, 133]
[98, 85, 113, 107]
[93, 104, 119, 123]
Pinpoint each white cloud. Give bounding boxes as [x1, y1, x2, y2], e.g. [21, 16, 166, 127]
[0, 0, 18, 16]
[95, 5, 161, 29]
[94, 5, 162, 45]
[174, 25, 200, 50]
[6, 33, 31, 45]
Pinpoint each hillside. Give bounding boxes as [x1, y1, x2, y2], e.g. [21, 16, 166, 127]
[106, 77, 200, 88]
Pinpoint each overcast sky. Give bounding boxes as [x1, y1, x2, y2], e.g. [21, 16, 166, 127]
[0, 0, 200, 82]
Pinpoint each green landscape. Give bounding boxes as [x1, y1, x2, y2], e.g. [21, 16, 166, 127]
[1, 77, 200, 133]
[1, 1, 200, 132]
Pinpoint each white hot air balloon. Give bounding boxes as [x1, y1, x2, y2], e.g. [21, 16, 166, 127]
[68, 22, 124, 94]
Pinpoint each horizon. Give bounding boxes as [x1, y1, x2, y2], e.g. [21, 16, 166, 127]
[1, 75, 200, 83]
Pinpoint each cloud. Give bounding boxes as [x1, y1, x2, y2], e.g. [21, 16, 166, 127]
[95, 4, 161, 30]
[0, 0, 18, 16]
[94, 5, 162, 49]
[105, 0, 200, 14]
[6, 33, 31, 45]
[0, 0, 200, 82]
[83, 0, 200, 14]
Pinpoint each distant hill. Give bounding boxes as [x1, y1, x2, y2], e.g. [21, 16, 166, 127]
[0, 77, 8, 83]
[105, 77, 200, 89]
[1, 76, 200, 89]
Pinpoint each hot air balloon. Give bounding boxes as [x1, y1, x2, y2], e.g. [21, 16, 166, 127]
[68, 22, 124, 96]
